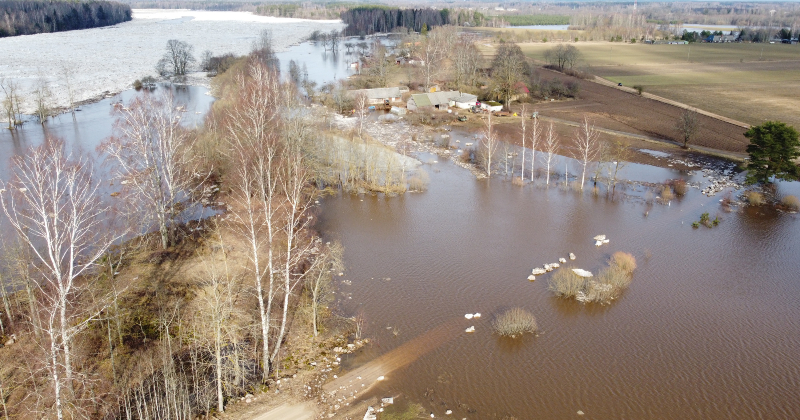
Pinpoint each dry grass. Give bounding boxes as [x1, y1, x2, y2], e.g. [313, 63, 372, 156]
[745, 191, 764, 206]
[610, 252, 637, 274]
[511, 176, 524, 186]
[492, 307, 538, 338]
[781, 195, 799, 211]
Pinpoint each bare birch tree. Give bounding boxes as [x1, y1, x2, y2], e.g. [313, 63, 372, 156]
[452, 37, 480, 88]
[529, 113, 541, 182]
[543, 122, 559, 186]
[418, 26, 456, 91]
[572, 115, 600, 190]
[479, 113, 498, 177]
[0, 139, 119, 420]
[0, 78, 22, 129]
[33, 73, 53, 124]
[102, 92, 204, 249]
[223, 61, 283, 380]
[271, 145, 316, 370]
[307, 242, 343, 337]
[519, 105, 527, 180]
[354, 92, 369, 137]
[59, 62, 78, 118]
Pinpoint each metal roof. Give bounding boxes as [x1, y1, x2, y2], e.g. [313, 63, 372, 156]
[410, 91, 462, 107]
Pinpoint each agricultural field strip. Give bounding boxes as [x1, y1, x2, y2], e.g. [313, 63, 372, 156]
[530, 114, 747, 161]
[589, 75, 751, 128]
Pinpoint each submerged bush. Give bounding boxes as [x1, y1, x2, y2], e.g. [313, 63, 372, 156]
[407, 169, 429, 192]
[661, 185, 674, 201]
[781, 195, 799, 211]
[493, 307, 538, 338]
[549, 255, 637, 304]
[548, 268, 584, 299]
[673, 179, 688, 196]
[610, 252, 637, 274]
[745, 191, 764, 206]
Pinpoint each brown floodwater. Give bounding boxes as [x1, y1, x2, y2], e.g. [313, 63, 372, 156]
[317, 151, 800, 419]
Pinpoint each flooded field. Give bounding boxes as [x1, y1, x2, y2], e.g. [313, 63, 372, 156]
[2, 41, 800, 418]
[317, 148, 800, 419]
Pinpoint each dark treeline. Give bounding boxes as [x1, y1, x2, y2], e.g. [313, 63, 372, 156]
[0, 0, 131, 37]
[341, 6, 450, 36]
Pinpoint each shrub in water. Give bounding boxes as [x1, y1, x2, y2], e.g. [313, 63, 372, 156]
[610, 252, 637, 274]
[745, 191, 764, 206]
[673, 179, 688, 196]
[548, 268, 585, 299]
[493, 307, 538, 338]
[661, 185, 674, 201]
[781, 195, 799, 211]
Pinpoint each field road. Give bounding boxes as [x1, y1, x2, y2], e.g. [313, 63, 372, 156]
[246, 318, 461, 420]
[248, 402, 316, 420]
[590, 76, 751, 129]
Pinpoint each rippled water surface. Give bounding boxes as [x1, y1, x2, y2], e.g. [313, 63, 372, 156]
[318, 154, 800, 419]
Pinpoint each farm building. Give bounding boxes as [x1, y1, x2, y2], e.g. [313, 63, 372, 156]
[407, 91, 463, 111]
[348, 87, 409, 105]
[452, 93, 479, 109]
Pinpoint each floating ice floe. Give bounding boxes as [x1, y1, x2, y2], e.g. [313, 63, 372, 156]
[445, 410, 453, 415]
[465, 326, 475, 333]
[572, 268, 593, 278]
[569, 253, 576, 260]
[593, 235, 606, 241]
[595, 241, 603, 247]
[559, 257, 567, 264]
[528, 275, 536, 281]
[377, 376, 385, 381]
[381, 397, 394, 405]
[464, 314, 473, 319]
[532, 268, 547, 275]
[474, 313, 481, 318]
[364, 406, 377, 420]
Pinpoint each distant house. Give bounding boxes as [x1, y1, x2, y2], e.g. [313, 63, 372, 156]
[348, 87, 409, 105]
[706, 35, 737, 43]
[407, 91, 463, 111]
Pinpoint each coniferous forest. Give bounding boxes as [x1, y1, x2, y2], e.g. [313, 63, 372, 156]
[340, 6, 451, 36]
[0, 0, 131, 37]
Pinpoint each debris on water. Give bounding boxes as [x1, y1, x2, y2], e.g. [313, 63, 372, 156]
[445, 409, 453, 415]
[569, 253, 576, 260]
[559, 257, 567, 264]
[364, 406, 377, 420]
[572, 268, 593, 278]
[532, 267, 547, 275]
[381, 397, 394, 405]
[465, 326, 475, 333]
[577, 410, 584, 415]
[603, 239, 610, 244]
[528, 275, 536, 281]
[473, 313, 481, 318]
[465, 314, 473, 319]
[595, 240, 603, 247]
[593, 234, 606, 241]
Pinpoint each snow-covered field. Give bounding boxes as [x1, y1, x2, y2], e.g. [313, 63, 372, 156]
[0, 9, 344, 115]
